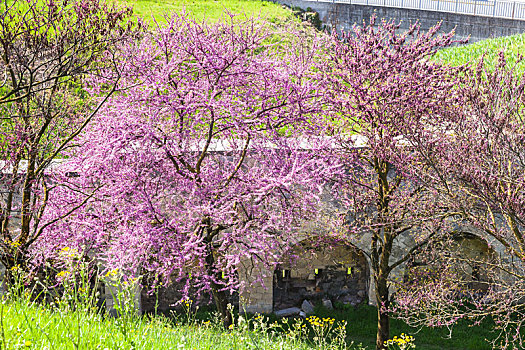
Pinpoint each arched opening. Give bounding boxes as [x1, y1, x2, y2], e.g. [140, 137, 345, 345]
[273, 238, 369, 311]
[405, 232, 497, 295]
[448, 232, 497, 293]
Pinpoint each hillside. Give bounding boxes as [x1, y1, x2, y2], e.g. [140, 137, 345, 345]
[435, 32, 525, 71]
[117, 0, 293, 23]
[116, 0, 525, 71]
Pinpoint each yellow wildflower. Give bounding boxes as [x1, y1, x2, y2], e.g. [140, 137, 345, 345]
[56, 270, 70, 279]
[105, 269, 118, 277]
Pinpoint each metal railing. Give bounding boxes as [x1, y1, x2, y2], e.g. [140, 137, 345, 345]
[307, 0, 525, 20]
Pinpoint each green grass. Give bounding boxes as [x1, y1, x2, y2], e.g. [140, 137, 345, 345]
[2, 286, 356, 350]
[2, 299, 323, 349]
[113, 0, 525, 74]
[115, 0, 293, 24]
[4, 286, 497, 350]
[434, 33, 525, 72]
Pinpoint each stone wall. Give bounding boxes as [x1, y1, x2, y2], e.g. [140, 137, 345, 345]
[450, 233, 497, 291]
[405, 232, 501, 295]
[139, 275, 238, 315]
[239, 261, 275, 314]
[238, 237, 370, 314]
[273, 0, 525, 42]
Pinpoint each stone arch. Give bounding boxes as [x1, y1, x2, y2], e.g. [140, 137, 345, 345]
[447, 232, 498, 293]
[405, 232, 498, 294]
[273, 238, 370, 311]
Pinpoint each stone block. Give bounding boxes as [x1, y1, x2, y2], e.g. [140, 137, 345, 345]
[322, 299, 333, 310]
[301, 299, 315, 314]
[275, 307, 301, 317]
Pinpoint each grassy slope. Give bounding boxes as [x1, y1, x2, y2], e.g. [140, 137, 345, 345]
[435, 33, 525, 71]
[5, 296, 493, 350]
[116, 0, 293, 23]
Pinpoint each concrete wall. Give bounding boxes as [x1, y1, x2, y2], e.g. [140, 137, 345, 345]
[274, 0, 525, 42]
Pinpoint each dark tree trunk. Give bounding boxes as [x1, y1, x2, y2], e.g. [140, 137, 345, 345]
[373, 158, 393, 350]
[210, 281, 233, 328]
[375, 274, 390, 350]
[204, 239, 233, 329]
[20, 156, 36, 245]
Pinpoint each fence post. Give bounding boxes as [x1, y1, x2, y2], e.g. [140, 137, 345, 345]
[512, 1, 516, 18]
[419, 0, 422, 10]
[455, 0, 458, 12]
[492, 0, 496, 16]
[474, 0, 477, 15]
[437, 0, 440, 11]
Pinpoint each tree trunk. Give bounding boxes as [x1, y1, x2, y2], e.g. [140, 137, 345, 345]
[204, 239, 233, 329]
[373, 158, 392, 350]
[375, 275, 390, 350]
[210, 281, 233, 328]
[376, 305, 390, 350]
[20, 156, 36, 245]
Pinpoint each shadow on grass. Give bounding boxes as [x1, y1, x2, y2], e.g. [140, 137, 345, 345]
[154, 301, 496, 349]
[306, 304, 493, 350]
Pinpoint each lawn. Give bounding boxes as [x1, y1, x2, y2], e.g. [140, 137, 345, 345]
[3, 296, 352, 350]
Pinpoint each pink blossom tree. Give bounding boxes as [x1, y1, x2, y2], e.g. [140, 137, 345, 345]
[391, 54, 525, 349]
[37, 15, 336, 326]
[0, 0, 135, 278]
[319, 18, 465, 350]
